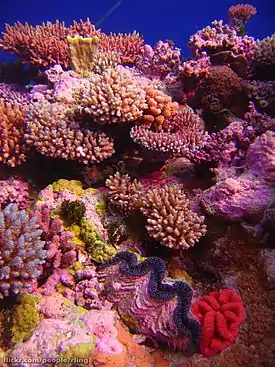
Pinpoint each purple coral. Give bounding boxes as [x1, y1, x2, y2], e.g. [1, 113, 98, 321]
[98, 251, 201, 353]
[0, 203, 46, 298]
[0, 177, 30, 209]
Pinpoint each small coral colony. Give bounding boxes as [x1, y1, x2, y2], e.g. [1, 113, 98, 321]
[0, 3, 274, 367]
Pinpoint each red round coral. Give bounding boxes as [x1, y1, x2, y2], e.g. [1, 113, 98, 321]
[191, 289, 246, 357]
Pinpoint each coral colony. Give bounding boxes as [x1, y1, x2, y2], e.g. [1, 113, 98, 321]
[0, 3, 274, 367]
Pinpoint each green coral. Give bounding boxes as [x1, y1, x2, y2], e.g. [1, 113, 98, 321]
[60, 200, 86, 226]
[95, 198, 106, 216]
[58, 340, 96, 367]
[52, 179, 85, 196]
[80, 219, 116, 263]
[10, 293, 41, 343]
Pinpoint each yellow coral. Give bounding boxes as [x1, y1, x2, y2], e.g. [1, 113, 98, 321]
[67, 35, 99, 77]
[80, 219, 116, 262]
[52, 179, 85, 196]
[10, 293, 41, 343]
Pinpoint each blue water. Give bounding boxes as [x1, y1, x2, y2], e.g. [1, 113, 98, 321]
[0, 0, 274, 62]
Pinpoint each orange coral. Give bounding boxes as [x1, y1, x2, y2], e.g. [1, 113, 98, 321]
[0, 99, 28, 167]
[92, 323, 167, 367]
[141, 88, 179, 131]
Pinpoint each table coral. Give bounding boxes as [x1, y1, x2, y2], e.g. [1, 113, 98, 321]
[191, 289, 246, 357]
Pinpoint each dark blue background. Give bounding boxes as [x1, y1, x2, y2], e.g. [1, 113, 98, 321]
[0, 0, 274, 61]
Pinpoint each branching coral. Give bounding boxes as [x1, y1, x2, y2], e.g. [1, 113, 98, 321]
[252, 34, 275, 78]
[0, 98, 28, 167]
[139, 184, 206, 249]
[0, 19, 144, 69]
[105, 172, 143, 214]
[81, 66, 147, 124]
[0, 203, 46, 298]
[130, 105, 205, 154]
[0, 178, 30, 209]
[191, 289, 246, 357]
[98, 252, 201, 353]
[228, 4, 257, 34]
[189, 20, 256, 60]
[25, 99, 114, 164]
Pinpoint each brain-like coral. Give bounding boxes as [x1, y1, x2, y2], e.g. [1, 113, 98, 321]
[0, 203, 46, 298]
[191, 289, 246, 357]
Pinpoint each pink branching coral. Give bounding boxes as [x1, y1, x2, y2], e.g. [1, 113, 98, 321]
[180, 54, 211, 78]
[137, 40, 181, 78]
[189, 20, 256, 60]
[228, 4, 257, 33]
[140, 184, 206, 249]
[25, 99, 115, 164]
[0, 178, 30, 209]
[81, 66, 147, 124]
[0, 83, 31, 106]
[0, 98, 29, 167]
[131, 105, 205, 154]
[34, 205, 76, 270]
[105, 172, 143, 214]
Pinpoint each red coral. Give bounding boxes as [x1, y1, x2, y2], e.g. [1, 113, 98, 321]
[191, 289, 246, 357]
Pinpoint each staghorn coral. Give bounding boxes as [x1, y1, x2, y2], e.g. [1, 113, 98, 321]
[140, 184, 206, 249]
[0, 21, 70, 68]
[0, 203, 46, 298]
[81, 66, 147, 124]
[0, 19, 144, 69]
[34, 205, 77, 270]
[191, 289, 246, 357]
[0, 98, 28, 167]
[0, 83, 31, 106]
[180, 54, 211, 78]
[98, 252, 201, 353]
[105, 172, 143, 214]
[25, 99, 114, 164]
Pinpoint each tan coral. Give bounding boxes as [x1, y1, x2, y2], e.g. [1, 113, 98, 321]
[0, 99, 28, 167]
[105, 172, 143, 214]
[140, 185, 206, 249]
[82, 66, 148, 124]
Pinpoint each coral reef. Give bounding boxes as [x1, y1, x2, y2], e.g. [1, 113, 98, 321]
[0, 3, 274, 366]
